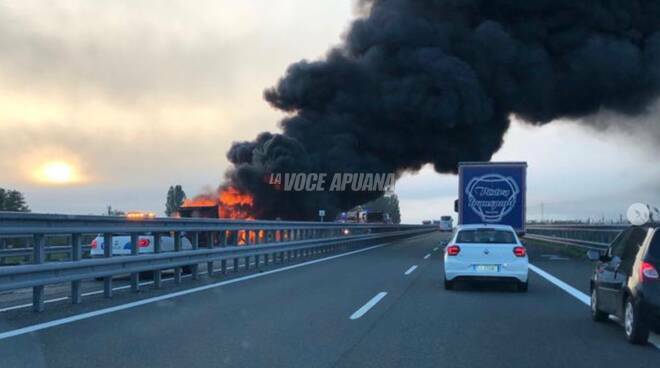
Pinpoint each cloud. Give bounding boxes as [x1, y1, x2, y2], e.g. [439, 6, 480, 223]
[0, 0, 354, 214]
[395, 119, 660, 223]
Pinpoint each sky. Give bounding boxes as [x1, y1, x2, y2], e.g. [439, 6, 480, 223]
[1, 0, 659, 224]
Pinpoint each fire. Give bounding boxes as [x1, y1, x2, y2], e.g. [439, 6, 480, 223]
[181, 186, 255, 220]
[182, 197, 216, 208]
[219, 187, 254, 219]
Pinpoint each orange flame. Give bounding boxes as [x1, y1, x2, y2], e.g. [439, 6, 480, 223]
[219, 187, 254, 219]
[181, 186, 255, 220]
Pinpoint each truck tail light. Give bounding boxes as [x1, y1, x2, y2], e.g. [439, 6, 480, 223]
[91, 239, 98, 249]
[446, 245, 461, 256]
[138, 239, 151, 248]
[641, 262, 659, 282]
[513, 246, 526, 257]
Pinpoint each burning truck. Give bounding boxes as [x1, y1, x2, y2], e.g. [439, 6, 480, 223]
[176, 187, 258, 245]
[178, 186, 255, 220]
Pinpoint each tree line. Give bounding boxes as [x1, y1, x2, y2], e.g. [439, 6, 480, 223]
[0, 188, 30, 212]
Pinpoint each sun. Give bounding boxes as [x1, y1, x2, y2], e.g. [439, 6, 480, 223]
[34, 161, 80, 184]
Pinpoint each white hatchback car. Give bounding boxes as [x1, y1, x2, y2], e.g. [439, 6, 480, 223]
[443, 224, 529, 291]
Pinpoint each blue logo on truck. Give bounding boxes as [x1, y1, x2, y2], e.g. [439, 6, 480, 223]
[465, 174, 519, 223]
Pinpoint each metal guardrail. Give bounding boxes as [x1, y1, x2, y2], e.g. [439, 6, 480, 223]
[523, 233, 610, 251]
[0, 212, 435, 312]
[526, 224, 629, 231]
[523, 223, 629, 251]
[0, 245, 91, 260]
[525, 224, 627, 249]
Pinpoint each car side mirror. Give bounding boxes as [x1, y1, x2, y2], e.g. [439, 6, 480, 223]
[587, 249, 603, 262]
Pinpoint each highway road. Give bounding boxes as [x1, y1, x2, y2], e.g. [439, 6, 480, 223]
[0, 232, 658, 367]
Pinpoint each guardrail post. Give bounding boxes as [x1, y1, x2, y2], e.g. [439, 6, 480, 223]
[174, 231, 182, 284]
[103, 233, 113, 298]
[207, 231, 216, 277]
[0, 238, 6, 265]
[32, 234, 46, 312]
[153, 233, 162, 288]
[192, 232, 199, 280]
[130, 233, 140, 292]
[71, 233, 82, 304]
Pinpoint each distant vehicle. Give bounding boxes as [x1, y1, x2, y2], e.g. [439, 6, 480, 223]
[457, 162, 527, 234]
[362, 211, 391, 224]
[337, 209, 391, 224]
[588, 224, 660, 344]
[436, 216, 453, 232]
[90, 233, 193, 257]
[443, 224, 529, 292]
[422, 220, 432, 225]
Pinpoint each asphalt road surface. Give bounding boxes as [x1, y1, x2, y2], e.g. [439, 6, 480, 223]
[0, 232, 658, 368]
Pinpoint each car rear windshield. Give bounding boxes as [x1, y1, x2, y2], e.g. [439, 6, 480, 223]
[456, 229, 516, 244]
[649, 230, 660, 259]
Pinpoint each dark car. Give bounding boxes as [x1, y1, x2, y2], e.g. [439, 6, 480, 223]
[588, 224, 660, 344]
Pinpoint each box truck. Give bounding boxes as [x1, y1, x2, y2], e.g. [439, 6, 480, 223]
[456, 162, 527, 234]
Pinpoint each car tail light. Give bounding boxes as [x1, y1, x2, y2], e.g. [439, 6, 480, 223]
[513, 246, 526, 257]
[91, 239, 98, 249]
[641, 262, 659, 282]
[138, 239, 151, 248]
[446, 245, 460, 256]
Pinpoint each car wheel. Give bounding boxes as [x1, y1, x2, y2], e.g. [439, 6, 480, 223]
[624, 297, 650, 344]
[517, 281, 528, 292]
[590, 288, 608, 322]
[443, 278, 454, 290]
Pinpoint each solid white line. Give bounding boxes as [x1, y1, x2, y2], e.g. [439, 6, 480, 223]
[528, 264, 590, 305]
[423, 254, 431, 259]
[0, 243, 390, 341]
[529, 263, 660, 350]
[349, 292, 387, 320]
[404, 265, 418, 275]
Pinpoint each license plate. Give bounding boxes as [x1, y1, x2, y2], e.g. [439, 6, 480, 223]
[475, 264, 499, 272]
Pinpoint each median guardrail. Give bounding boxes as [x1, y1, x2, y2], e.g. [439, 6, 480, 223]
[524, 224, 628, 251]
[0, 212, 436, 312]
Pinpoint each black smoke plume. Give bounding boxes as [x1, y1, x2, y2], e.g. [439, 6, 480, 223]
[225, 0, 660, 220]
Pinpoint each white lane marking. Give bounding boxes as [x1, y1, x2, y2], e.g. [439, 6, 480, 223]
[433, 247, 439, 252]
[528, 264, 590, 305]
[0, 262, 259, 313]
[424, 254, 431, 259]
[529, 263, 660, 351]
[404, 265, 418, 275]
[349, 292, 388, 320]
[0, 243, 390, 341]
